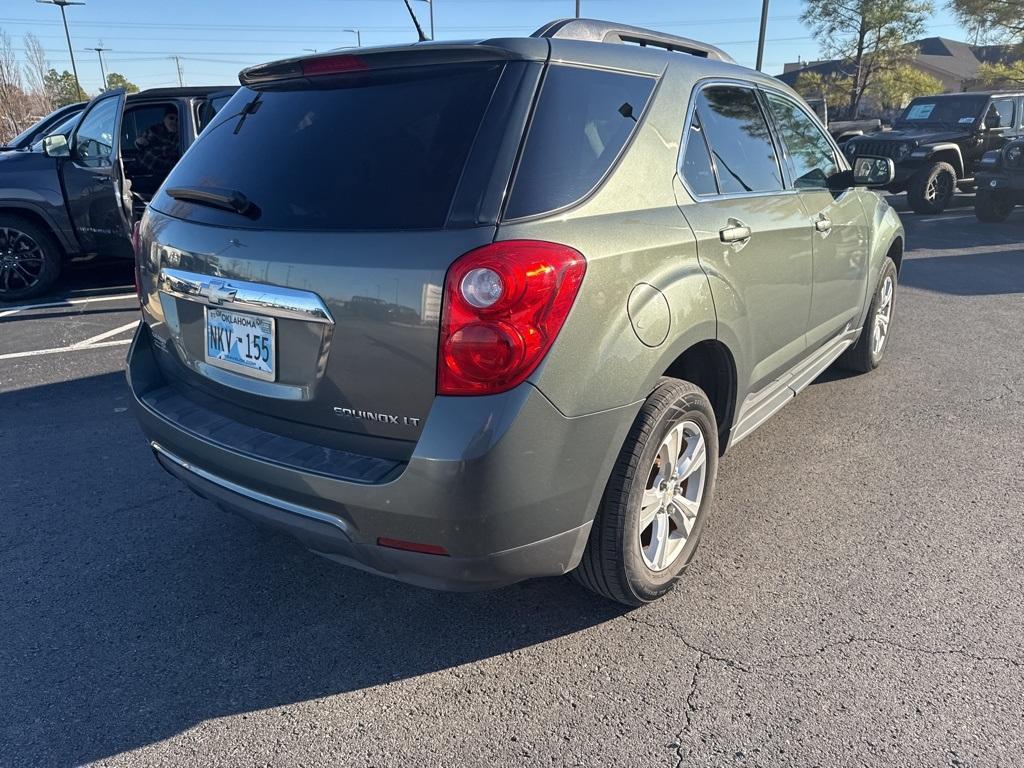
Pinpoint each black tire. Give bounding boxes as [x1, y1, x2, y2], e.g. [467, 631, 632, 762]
[974, 189, 1015, 223]
[907, 161, 957, 214]
[838, 257, 897, 374]
[0, 214, 62, 302]
[572, 378, 718, 606]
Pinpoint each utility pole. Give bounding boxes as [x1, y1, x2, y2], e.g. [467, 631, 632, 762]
[755, 0, 769, 72]
[85, 44, 109, 90]
[37, 0, 85, 98]
[170, 55, 184, 86]
[343, 28, 362, 47]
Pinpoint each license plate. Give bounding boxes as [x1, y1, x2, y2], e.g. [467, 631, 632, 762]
[204, 307, 276, 381]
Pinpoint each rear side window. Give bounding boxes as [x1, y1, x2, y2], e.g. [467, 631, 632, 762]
[196, 94, 233, 133]
[696, 86, 783, 195]
[504, 65, 656, 220]
[681, 112, 718, 196]
[156, 63, 505, 230]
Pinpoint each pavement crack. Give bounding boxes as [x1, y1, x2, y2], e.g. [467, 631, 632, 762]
[670, 652, 706, 768]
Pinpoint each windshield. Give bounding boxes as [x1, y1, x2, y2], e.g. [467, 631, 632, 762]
[895, 95, 988, 127]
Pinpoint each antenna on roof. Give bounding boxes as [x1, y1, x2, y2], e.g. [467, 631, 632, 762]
[401, 0, 428, 43]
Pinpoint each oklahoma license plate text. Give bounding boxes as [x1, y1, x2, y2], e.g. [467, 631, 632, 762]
[204, 307, 276, 381]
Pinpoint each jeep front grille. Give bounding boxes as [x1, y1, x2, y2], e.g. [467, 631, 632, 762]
[851, 141, 901, 159]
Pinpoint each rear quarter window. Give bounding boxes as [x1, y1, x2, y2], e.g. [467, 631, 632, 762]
[504, 65, 656, 220]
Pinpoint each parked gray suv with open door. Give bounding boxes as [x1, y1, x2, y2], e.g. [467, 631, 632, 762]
[128, 20, 904, 606]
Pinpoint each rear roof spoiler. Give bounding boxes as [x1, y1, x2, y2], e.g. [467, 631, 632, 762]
[532, 18, 735, 64]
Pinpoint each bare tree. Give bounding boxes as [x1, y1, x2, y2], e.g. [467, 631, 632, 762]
[0, 29, 31, 142]
[23, 32, 52, 115]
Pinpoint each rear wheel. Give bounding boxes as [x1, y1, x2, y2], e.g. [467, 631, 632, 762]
[838, 257, 897, 374]
[908, 161, 957, 214]
[0, 215, 62, 302]
[974, 189, 1015, 223]
[572, 378, 718, 606]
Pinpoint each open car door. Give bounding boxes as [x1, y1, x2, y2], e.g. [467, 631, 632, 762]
[60, 88, 132, 259]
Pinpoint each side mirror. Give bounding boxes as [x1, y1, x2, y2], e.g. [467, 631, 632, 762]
[42, 134, 70, 158]
[852, 156, 895, 187]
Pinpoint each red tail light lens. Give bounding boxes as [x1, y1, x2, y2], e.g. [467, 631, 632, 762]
[301, 54, 368, 77]
[438, 240, 586, 395]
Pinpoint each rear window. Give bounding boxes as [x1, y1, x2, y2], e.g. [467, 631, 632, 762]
[504, 65, 656, 220]
[155, 63, 505, 230]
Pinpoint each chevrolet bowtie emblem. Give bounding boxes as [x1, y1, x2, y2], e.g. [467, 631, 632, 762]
[203, 279, 238, 305]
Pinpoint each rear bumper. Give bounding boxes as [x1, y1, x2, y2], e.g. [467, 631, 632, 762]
[128, 324, 639, 590]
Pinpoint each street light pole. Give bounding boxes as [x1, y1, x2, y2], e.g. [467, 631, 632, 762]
[576, 0, 581, 18]
[755, 0, 769, 72]
[85, 45, 109, 90]
[427, 0, 434, 41]
[343, 28, 362, 47]
[37, 0, 85, 98]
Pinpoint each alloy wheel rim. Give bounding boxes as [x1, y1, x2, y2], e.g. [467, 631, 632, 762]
[926, 173, 952, 203]
[638, 420, 708, 572]
[872, 275, 894, 356]
[0, 227, 45, 294]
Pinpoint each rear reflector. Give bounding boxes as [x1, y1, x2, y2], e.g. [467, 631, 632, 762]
[377, 537, 450, 556]
[301, 54, 368, 77]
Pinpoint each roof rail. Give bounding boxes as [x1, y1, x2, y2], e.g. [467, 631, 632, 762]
[531, 18, 735, 64]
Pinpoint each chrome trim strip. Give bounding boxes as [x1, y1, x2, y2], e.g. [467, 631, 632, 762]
[194, 361, 308, 400]
[159, 267, 335, 325]
[151, 441, 350, 534]
[729, 325, 861, 449]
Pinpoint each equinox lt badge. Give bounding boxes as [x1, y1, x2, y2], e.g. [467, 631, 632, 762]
[333, 407, 421, 427]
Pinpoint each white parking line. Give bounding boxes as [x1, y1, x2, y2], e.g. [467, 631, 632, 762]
[72, 320, 139, 348]
[0, 292, 138, 319]
[0, 338, 132, 361]
[0, 320, 138, 361]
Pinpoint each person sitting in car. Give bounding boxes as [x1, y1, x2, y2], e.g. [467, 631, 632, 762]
[134, 106, 180, 177]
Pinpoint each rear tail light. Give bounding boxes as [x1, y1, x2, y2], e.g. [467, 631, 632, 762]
[131, 221, 143, 302]
[438, 240, 586, 395]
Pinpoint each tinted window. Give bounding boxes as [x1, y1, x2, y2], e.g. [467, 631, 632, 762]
[697, 86, 783, 194]
[157, 63, 504, 230]
[196, 94, 233, 133]
[681, 112, 718, 196]
[505, 65, 655, 219]
[764, 92, 838, 189]
[990, 98, 1015, 129]
[72, 96, 119, 168]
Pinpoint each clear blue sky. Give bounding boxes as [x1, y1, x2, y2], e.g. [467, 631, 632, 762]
[2, 0, 961, 95]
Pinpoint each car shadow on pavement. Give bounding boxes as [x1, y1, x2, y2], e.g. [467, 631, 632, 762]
[900, 248, 1024, 296]
[0, 371, 628, 767]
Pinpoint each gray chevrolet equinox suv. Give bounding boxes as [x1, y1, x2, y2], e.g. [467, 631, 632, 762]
[128, 19, 904, 606]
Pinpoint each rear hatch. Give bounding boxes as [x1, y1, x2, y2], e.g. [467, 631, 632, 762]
[140, 45, 545, 448]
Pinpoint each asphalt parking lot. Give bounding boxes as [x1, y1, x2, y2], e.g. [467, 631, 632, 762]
[1, 196, 1022, 768]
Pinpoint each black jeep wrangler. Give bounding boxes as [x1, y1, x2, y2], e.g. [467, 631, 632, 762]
[975, 133, 1024, 222]
[844, 91, 1024, 214]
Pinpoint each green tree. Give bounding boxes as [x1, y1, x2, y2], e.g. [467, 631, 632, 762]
[793, 70, 855, 111]
[801, 0, 932, 118]
[43, 68, 87, 107]
[974, 60, 1024, 86]
[951, 0, 1023, 43]
[868, 64, 943, 111]
[104, 72, 139, 94]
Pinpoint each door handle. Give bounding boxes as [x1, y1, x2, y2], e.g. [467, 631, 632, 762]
[719, 222, 752, 243]
[814, 215, 832, 233]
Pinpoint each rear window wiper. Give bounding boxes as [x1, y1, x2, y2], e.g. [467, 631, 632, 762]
[166, 186, 260, 218]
